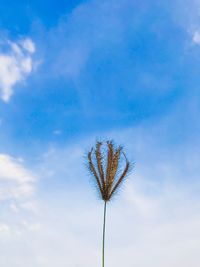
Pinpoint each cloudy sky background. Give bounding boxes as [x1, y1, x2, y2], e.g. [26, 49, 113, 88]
[0, 0, 200, 266]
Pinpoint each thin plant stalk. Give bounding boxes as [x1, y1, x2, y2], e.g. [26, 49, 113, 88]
[86, 140, 131, 267]
[102, 201, 107, 267]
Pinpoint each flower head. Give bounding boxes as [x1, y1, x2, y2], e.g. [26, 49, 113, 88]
[87, 140, 131, 201]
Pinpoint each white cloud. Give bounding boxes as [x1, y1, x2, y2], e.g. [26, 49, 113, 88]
[0, 38, 36, 102]
[2, 176, 199, 267]
[0, 153, 39, 243]
[9, 203, 20, 213]
[21, 220, 41, 232]
[0, 223, 10, 235]
[21, 38, 36, 54]
[0, 154, 33, 182]
[0, 153, 36, 203]
[107, 178, 200, 267]
[53, 129, 62, 135]
[192, 30, 200, 44]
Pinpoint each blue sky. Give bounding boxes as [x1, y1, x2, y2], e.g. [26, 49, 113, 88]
[0, 0, 200, 266]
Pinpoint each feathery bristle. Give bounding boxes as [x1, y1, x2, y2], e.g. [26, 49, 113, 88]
[88, 149, 103, 196]
[108, 146, 122, 187]
[95, 142, 105, 190]
[110, 157, 130, 198]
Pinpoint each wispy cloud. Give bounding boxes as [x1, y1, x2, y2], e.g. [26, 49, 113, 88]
[192, 30, 200, 44]
[0, 37, 35, 102]
[1, 181, 200, 267]
[0, 154, 35, 200]
[0, 153, 38, 236]
[42, 0, 143, 79]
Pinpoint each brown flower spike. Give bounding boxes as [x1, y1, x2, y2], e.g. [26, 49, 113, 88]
[87, 140, 130, 201]
[86, 140, 131, 267]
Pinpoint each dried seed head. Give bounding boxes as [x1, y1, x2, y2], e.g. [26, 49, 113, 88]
[86, 140, 131, 202]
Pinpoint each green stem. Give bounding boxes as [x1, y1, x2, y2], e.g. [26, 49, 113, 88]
[102, 201, 107, 267]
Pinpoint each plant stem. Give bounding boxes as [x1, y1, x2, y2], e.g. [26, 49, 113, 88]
[102, 201, 107, 267]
